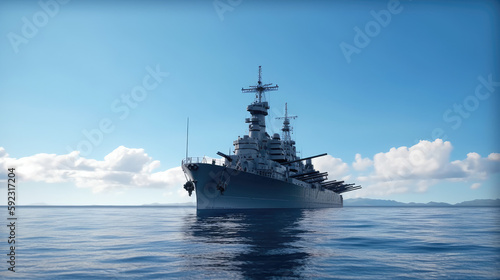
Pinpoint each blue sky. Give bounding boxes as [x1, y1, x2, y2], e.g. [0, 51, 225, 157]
[0, 0, 499, 205]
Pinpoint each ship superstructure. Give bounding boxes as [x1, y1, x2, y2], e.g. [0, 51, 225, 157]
[182, 67, 360, 210]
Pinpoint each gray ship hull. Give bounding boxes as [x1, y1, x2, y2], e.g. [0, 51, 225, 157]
[183, 163, 343, 210]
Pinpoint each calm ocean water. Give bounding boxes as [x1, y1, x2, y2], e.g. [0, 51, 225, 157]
[1, 206, 499, 279]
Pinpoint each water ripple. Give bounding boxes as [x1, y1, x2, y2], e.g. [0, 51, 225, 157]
[4, 206, 499, 279]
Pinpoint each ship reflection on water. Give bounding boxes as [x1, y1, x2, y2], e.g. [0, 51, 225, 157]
[182, 209, 311, 279]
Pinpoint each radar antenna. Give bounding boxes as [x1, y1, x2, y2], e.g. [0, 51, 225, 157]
[241, 66, 279, 103]
[276, 103, 297, 142]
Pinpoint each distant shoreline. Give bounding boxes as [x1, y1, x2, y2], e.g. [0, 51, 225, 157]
[8, 205, 499, 207]
[343, 198, 500, 207]
[5, 198, 499, 208]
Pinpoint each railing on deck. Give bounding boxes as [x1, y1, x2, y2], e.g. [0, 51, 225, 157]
[255, 169, 286, 181]
[182, 157, 289, 182]
[182, 157, 225, 166]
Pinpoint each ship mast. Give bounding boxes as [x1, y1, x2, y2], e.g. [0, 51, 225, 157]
[241, 66, 279, 141]
[276, 103, 297, 142]
[241, 66, 279, 103]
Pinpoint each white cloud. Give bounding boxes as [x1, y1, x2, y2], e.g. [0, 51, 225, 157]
[0, 146, 185, 193]
[371, 139, 457, 181]
[470, 183, 481, 190]
[488, 153, 500, 161]
[351, 139, 500, 197]
[0, 147, 7, 158]
[312, 155, 349, 179]
[352, 153, 373, 171]
[451, 152, 500, 180]
[1, 140, 498, 201]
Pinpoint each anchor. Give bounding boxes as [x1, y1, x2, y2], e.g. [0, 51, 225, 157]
[183, 180, 196, 196]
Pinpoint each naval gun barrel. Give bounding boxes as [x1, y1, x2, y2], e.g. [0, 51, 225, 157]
[281, 153, 327, 165]
[290, 170, 319, 178]
[217, 151, 233, 162]
[300, 172, 328, 181]
[335, 185, 362, 194]
[322, 180, 344, 187]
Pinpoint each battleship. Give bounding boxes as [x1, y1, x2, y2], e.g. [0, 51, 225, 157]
[182, 67, 361, 210]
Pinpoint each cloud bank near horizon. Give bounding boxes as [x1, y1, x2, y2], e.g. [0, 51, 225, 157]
[0, 146, 185, 193]
[0, 139, 498, 199]
[313, 139, 500, 198]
